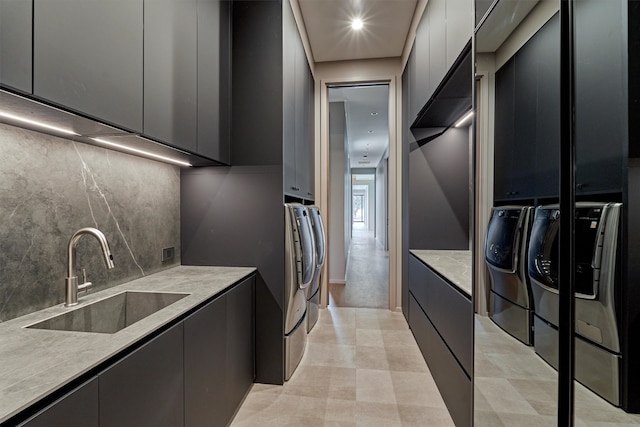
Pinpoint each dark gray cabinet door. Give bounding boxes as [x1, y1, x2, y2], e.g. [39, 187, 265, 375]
[412, 14, 430, 119]
[99, 324, 185, 427]
[494, 59, 516, 200]
[18, 378, 99, 427]
[0, 0, 32, 93]
[197, 0, 231, 164]
[428, 0, 446, 95]
[283, 0, 298, 196]
[226, 277, 255, 417]
[295, 41, 313, 199]
[512, 39, 537, 199]
[144, 0, 198, 152]
[184, 277, 255, 426]
[184, 292, 227, 427]
[574, 0, 625, 195]
[33, 0, 143, 132]
[534, 14, 560, 198]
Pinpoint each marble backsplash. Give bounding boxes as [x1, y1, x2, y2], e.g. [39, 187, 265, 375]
[0, 123, 180, 322]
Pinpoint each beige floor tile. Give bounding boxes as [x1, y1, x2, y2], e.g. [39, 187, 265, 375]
[381, 328, 417, 348]
[324, 398, 357, 423]
[356, 328, 384, 347]
[356, 369, 397, 404]
[497, 412, 556, 426]
[355, 401, 401, 427]
[356, 345, 390, 370]
[304, 342, 356, 368]
[390, 371, 446, 409]
[474, 377, 538, 415]
[385, 345, 429, 373]
[397, 404, 455, 427]
[309, 324, 356, 346]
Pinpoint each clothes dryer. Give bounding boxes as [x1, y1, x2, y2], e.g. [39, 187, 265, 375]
[528, 202, 622, 405]
[284, 203, 315, 380]
[485, 206, 535, 345]
[306, 206, 326, 333]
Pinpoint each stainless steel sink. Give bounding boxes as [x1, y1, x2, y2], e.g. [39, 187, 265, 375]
[26, 291, 189, 334]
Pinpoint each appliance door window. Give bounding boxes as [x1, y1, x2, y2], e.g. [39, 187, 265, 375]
[485, 209, 522, 272]
[528, 209, 560, 290]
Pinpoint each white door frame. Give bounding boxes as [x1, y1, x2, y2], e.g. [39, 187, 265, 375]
[316, 73, 403, 312]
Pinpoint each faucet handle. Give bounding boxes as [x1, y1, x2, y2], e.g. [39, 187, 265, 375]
[78, 268, 93, 294]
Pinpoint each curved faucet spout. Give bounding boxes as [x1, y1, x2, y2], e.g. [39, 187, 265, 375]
[65, 227, 115, 307]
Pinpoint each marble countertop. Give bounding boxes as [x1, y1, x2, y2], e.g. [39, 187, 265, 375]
[0, 265, 256, 423]
[410, 250, 472, 296]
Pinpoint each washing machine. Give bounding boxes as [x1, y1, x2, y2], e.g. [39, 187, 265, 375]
[306, 205, 326, 333]
[485, 206, 535, 345]
[528, 202, 622, 405]
[284, 203, 315, 380]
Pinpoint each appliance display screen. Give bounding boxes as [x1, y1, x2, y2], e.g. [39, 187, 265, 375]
[528, 206, 602, 297]
[485, 208, 522, 271]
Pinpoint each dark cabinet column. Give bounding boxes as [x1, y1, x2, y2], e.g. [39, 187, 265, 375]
[144, 0, 198, 152]
[99, 325, 185, 427]
[33, 0, 143, 132]
[0, 0, 32, 93]
[197, 0, 231, 164]
[17, 378, 99, 427]
[493, 59, 516, 200]
[574, 0, 625, 195]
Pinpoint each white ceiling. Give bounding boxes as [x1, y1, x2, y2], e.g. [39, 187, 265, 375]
[329, 85, 389, 169]
[296, 0, 420, 169]
[297, 0, 418, 63]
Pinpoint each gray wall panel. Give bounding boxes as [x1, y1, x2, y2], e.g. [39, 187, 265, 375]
[181, 165, 285, 383]
[409, 128, 470, 249]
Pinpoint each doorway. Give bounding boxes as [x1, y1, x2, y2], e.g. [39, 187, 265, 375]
[326, 84, 390, 308]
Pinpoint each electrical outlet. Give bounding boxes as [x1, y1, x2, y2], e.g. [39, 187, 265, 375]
[162, 247, 175, 262]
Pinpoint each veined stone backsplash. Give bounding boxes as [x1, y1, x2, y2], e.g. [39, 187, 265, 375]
[0, 123, 180, 322]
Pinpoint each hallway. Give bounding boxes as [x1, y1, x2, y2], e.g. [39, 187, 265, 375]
[329, 222, 389, 308]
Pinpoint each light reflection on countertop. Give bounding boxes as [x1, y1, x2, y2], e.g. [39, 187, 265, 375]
[410, 250, 472, 296]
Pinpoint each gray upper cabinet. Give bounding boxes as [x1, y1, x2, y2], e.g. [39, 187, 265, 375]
[33, 0, 143, 132]
[283, 0, 298, 195]
[411, 19, 429, 121]
[144, 0, 198, 153]
[283, 0, 314, 200]
[446, 0, 472, 70]
[197, 0, 231, 164]
[428, 0, 446, 97]
[0, 0, 32, 93]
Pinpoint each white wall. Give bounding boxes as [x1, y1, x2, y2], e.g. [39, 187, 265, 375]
[329, 101, 348, 284]
[376, 157, 389, 250]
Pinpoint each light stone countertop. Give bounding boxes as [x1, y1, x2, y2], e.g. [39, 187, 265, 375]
[410, 250, 472, 297]
[0, 265, 256, 423]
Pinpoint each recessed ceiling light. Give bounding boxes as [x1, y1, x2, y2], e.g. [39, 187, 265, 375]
[371, 112, 379, 116]
[367, 130, 374, 133]
[351, 18, 363, 30]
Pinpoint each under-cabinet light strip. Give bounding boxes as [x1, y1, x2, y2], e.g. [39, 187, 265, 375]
[0, 111, 79, 136]
[454, 110, 474, 128]
[92, 138, 192, 167]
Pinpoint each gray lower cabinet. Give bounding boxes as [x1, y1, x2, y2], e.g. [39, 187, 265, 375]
[17, 378, 99, 427]
[144, 0, 198, 153]
[32, 0, 143, 132]
[99, 324, 185, 427]
[0, 0, 32, 93]
[408, 254, 472, 427]
[184, 277, 255, 426]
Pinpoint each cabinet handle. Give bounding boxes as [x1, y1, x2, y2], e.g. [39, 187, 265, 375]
[291, 186, 300, 191]
[576, 183, 587, 190]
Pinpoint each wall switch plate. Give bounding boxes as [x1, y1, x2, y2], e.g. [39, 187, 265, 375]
[162, 247, 175, 262]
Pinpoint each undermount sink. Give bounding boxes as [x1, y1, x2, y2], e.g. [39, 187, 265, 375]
[26, 291, 190, 334]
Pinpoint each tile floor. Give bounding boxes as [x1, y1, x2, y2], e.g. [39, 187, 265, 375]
[230, 307, 455, 427]
[475, 315, 640, 426]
